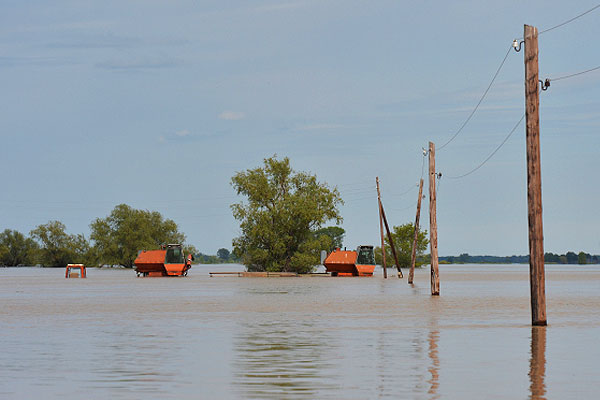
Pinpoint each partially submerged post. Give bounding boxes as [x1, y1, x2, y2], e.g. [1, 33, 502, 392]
[524, 24, 547, 325]
[409, 178, 424, 284]
[376, 177, 388, 278]
[428, 142, 439, 295]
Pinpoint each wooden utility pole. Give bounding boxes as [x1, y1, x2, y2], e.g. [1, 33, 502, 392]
[524, 24, 547, 326]
[428, 142, 439, 295]
[409, 178, 424, 284]
[379, 202, 403, 278]
[376, 177, 387, 278]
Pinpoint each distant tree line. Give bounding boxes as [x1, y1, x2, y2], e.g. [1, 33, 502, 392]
[441, 252, 600, 264]
[193, 248, 240, 264]
[0, 204, 196, 268]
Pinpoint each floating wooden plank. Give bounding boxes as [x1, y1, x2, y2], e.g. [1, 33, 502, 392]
[209, 271, 299, 277]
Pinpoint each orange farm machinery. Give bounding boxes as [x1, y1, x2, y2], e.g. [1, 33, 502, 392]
[134, 244, 193, 277]
[323, 245, 376, 276]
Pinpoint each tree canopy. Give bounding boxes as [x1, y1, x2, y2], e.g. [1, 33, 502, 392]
[231, 156, 343, 273]
[217, 248, 231, 260]
[314, 226, 345, 252]
[90, 204, 186, 268]
[374, 222, 429, 268]
[0, 229, 39, 266]
[30, 221, 92, 267]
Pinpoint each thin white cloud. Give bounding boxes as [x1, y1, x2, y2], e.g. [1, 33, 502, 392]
[175, 129, 191, 137]
[219, 111, 245, 121]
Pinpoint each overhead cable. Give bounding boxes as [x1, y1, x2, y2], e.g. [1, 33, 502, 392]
[446, 113, 525, 180]
[539, 4, 600, 35]
[549, 65, 600, 82]
[388, 183, 418, 198]
[438, 45, 513, 151]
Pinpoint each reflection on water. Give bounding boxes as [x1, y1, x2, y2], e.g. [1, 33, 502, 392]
[428, 329, 440, 399]
[2, 265, 600, 399]
[529, 326, 546, 400]
[233, 319, 337, 399]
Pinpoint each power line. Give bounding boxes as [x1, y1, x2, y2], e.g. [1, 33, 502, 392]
[539, 4, 600, 35]
[392, 201, 418, 213]
[387, 183, 418, 198]
[550, 65, 600, 82]
[438, 45, 513, 151]
[446, 113, 525, 180]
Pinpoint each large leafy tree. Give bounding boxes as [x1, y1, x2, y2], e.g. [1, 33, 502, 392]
[374, 223, 429, 268]
[90, 204, 185, 267]
[217, 248, 231, 260]
[231, 156, 343, 273]
[30, 221, 91, 267]
[314, 226, 345, 252]
[0, 229, 39, 266]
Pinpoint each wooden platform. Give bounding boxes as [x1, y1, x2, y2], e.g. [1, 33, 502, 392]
[209, 271, 298, 277]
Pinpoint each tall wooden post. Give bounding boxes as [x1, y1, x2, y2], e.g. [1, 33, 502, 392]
[524, 24, 547, 326]
[409, 178, 424, 284]
[376, 177, 387, 278]
[428, 142, 439, 295]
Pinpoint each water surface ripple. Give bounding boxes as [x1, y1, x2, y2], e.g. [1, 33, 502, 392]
[1, 264, 599, 399]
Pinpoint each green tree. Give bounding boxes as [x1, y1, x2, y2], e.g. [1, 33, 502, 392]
[566, 251, 578, 264]
[90, 204, 186, 268]
[217, 248, 231, 260]
[314, 226, 345, 251]
[30, 221, 90, 267]
[231, 156, 343, 274]
[0, 229, 39, 266]
[184, 244, 198, 263]
[578, 251, 588, 265]
[374, 223, 429, 268]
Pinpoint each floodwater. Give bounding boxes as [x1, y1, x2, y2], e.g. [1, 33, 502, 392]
[1, 264, 599, 399]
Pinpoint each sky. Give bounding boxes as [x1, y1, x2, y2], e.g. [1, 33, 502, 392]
[1, 0, 599, 256]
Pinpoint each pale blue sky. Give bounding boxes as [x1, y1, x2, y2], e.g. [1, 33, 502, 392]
[1, 1, 599, 256]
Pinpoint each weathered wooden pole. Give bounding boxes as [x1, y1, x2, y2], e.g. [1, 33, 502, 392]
[376, 177, 387, 278]
[379, 201, 403, 278]
[524, 24, 547, 326]
[409, 178, 424, 284]
[428, 142, 439, 295]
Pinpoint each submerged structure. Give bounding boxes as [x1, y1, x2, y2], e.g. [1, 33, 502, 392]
[134, 244, 193, 277]
[323, 245, 376, 276]
[65, 264, 86, 278]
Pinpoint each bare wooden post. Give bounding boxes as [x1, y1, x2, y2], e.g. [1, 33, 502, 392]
[428, 142, 439, 295]
[376, 177, 387, 278]
[409, 178, 424, 284]
[379, 202, 403, 278]
[524, 24, 547, 326]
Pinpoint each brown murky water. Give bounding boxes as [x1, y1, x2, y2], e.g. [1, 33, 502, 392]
[1, 264, 599, 399]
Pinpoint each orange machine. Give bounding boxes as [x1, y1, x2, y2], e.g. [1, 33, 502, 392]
[65, 264, 86, 278]
[323, 246, 376, 276]
[134, 244, 193, 277]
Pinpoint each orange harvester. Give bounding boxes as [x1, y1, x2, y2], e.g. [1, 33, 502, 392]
[134, 244, 193, 277]
[323, 245, 376, 276]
